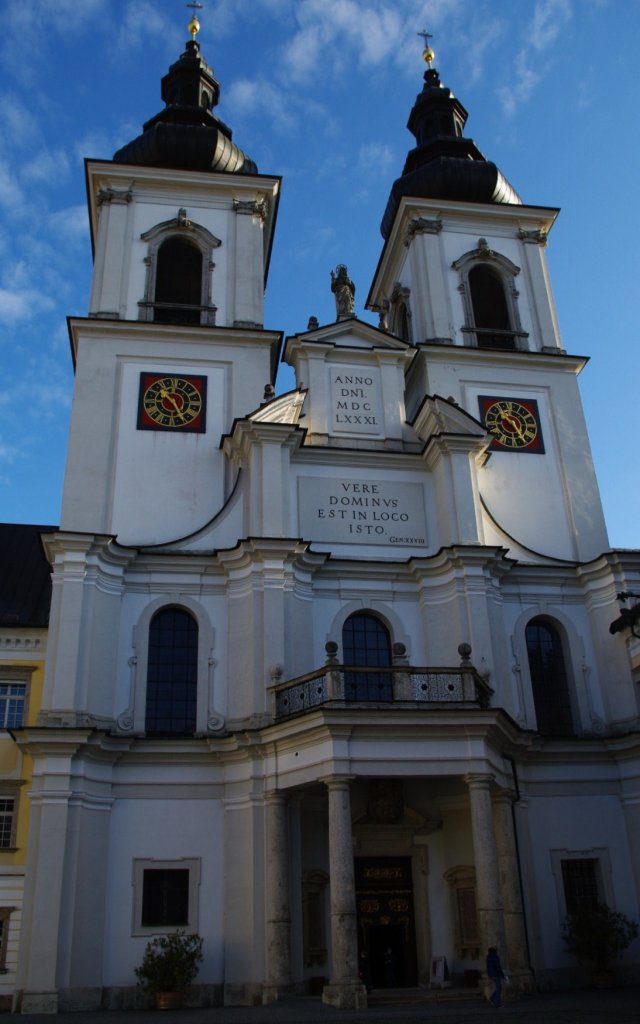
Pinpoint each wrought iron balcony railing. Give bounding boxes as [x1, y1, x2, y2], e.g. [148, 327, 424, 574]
[270, 663, 492, 722]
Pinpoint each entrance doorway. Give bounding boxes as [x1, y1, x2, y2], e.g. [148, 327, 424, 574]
[355, 857, 417, 988]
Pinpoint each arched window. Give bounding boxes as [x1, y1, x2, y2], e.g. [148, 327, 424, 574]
[154, 238, 203, 324]
[145, 607, 198, 735]
[342, 612, 392, 702]
[525, 618, 574, 737]
[390, 283, 412, 343]
[139, 210, 221, 326]
[468, 265, 512, 346]
[453, 242, 526, 350]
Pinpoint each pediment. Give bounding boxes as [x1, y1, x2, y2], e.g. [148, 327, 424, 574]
[412, 393, 488, 443]
[285, 316, 413, 357]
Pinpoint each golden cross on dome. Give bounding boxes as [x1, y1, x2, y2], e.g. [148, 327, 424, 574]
[187, 1, 204, 41]
[417, 28, 435, 67]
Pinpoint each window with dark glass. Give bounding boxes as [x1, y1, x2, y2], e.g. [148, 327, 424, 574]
[0, 798, 15, 849]
[0, 683, 26, 728]
[342, 612, 392, 701]
[145, 608, 198, 735]
[141, 868, 190, 927]
[468, 265, 515, 349]
[154, 238, 203, 325]
[525, 618, 574, 737]
[561, 858, 600, 915]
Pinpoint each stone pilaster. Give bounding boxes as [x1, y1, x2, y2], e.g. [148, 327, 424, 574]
[321, 776, 367, 1010]
[263, 790, 292, 1003]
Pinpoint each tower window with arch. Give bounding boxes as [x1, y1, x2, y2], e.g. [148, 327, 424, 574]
[145, 606, 198, 735]
[525, 617, 574, 737]
[342, 612, 392, 702]
[453, 241, 527, 350]
[138, 210, 221, 326]
[390, 284, 412, 343]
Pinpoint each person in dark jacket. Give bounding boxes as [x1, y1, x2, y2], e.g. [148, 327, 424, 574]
[486, 946, 506, 1007]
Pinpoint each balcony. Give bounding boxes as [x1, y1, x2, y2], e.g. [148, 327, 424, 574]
[270, 651, 492, 722]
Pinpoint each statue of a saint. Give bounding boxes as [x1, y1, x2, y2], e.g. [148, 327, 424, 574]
[330, 264, 355, 319]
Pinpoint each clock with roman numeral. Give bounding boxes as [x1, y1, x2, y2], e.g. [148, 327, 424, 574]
[137, 373, 207, 432]
[478, 396, 544, 453]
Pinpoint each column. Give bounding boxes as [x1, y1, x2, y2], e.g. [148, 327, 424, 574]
[465, 774, 506, 956]
[321, 776, 367, 1010]
[263, 790, 292, 1003]
[493, 789, 535, 992]
[621, 794, 640, 916]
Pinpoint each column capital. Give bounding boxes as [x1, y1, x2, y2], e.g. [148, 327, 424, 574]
[320, 774, 355, 791]
[463, 772, 495, 791]
[492, 787, 516, 806]
[264, 788, 288, 804]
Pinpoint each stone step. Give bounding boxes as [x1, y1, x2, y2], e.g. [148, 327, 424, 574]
[368, 986, 483, 1006]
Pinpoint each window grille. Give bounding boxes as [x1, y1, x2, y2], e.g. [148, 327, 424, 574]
[561, 858, 600, 915]
[342, 613, 392, 701]
[0, 684, 26, 729]
[145, 608, 198, 734]
[525, 619, 574, 737]
[0, 800, 15, 849]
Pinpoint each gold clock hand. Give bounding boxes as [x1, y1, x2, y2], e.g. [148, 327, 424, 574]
[160, 388, 186, 421]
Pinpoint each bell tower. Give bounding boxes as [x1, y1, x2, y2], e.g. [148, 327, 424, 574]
[61, 16, 282, 547]
[368, 41, 608, 562]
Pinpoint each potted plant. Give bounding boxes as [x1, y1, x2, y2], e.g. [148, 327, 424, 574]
[562, 902, 638, 987]
[135, 930, 203, 1009]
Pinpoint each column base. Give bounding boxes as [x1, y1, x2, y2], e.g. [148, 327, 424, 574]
[322, 981, 367, 1010]
[20, 991, 59, 1014]
[262, 983, 294, 1005]
[509, 969, 536, 994]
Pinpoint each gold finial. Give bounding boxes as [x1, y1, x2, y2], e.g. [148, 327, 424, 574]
[187, 1, 203, 41]
[417, 29, 435, 68]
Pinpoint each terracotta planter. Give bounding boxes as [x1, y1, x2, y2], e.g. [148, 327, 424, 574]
[155, 991, 183, 1010]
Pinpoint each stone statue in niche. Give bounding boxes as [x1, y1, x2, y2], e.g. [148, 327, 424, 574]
[331, 264, 355, 319]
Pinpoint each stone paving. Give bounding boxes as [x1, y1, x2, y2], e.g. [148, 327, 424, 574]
[6, 988, 640, 1024]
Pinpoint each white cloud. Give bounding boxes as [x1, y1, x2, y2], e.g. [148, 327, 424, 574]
[22, 147, 71, 185]
[357, 142, 394, 176]
[0, 439, 20, 464]
[0, 286, 55, 323]
[111, 1, 176, 60]
[225, 77, 298, 133]
[500, 0, 573, 115]
[47, 205, 89, 245]
[530, 0, 572, 51]
[0, 163, 24, 209]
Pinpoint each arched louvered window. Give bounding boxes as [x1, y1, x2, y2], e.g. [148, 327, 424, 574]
[525, 618, 574, 737]
[468, 265, 513, 349]
[139, 213, 221, 326]
[145, 607, 198, 735]
[453, 244, 527, 350]
[342, 612, 392, 702]
[154, 238, 203, 325]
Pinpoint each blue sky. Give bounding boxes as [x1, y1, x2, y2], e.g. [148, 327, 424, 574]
[0, 0, 638, 548]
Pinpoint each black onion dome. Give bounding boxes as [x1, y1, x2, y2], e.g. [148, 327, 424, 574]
[113, 39, 257, 175]
[381, 66, 520, 238]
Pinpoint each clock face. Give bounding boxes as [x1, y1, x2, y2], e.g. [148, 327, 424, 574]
[137, 373, 207, 433]
[478, 396, 544, 453]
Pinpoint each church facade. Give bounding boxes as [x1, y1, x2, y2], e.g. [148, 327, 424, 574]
[11, 26, 640, 1013]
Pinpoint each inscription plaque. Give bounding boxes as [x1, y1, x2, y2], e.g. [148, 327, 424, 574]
[330, 368, 383, 435]
[298, 477, 427, 546]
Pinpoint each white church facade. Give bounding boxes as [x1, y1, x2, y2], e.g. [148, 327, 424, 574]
[10, 24, 640, 1013]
